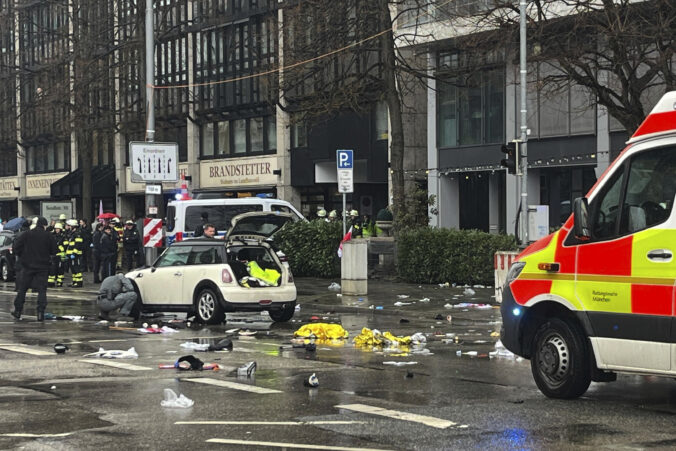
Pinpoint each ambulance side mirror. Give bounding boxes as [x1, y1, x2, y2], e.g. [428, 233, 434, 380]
[573, 197, 591, 241]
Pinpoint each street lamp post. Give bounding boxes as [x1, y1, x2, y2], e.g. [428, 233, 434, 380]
[519, 0, 529, 247]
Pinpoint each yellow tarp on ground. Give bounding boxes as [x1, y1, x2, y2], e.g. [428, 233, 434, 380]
[353, 328, 411, 348]
[294, 323, 349, 340]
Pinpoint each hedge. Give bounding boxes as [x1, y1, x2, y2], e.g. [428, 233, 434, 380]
[397, 228, 518, 285]
[275, 220, 343, 278]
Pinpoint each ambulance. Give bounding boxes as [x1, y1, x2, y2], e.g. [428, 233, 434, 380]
[501, 91, 676, 398]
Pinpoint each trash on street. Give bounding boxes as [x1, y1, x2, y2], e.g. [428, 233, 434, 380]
[419, 297, 430, 303]
[237, 361, 257, 378]
[304, 373, 319, 387]
[396, 295, 410, 299]
[83, 347, 139, 359]
[53, 343, 69, 354]
[208, 338, 233, 351]
[328, 282, 341, 291]
[383, 361, 418, 366]
[463, 288, 476, 296]
[161, 388, 194, 408]
[452, 303, 492, 309]
[294, 323, 348, 340]
[393, 301, 412, 306]
[180, 342, 210, 351]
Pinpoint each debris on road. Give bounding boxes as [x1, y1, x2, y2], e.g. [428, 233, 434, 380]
[294, 323, 349, 340]
[328, 282, 341, 291]
[83, 347, 139, 359]
[161, 388, 194, 408]
[419, 297, 430, 303]
[304, 373, 319, 388]
[393, 301, 412, 307]
[180, 342, 210, 352]
[383, 361, 418, 366]
[451, 303, 492, 309]
[237, 361, 257, 378]
[396, 295, 410, 299]
[208, 338, 233, 352]
[463, 288, 476, 296]
[137, 325, 179, 334]
[239, 330, 257, 336]
[53, 343, 69, 354]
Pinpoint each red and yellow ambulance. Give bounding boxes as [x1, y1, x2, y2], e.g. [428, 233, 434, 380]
[501, 91, 676, 398]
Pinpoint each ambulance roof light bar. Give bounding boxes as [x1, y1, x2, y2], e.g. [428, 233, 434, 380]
[627, 91, 676, 144]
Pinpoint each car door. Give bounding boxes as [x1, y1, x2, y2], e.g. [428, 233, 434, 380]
[181, 245, 224, 301]
[577, 145, 676, 372]
[143, 245, 191, 305]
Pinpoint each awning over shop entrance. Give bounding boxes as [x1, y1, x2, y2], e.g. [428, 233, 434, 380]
[50, 165, 116, 199]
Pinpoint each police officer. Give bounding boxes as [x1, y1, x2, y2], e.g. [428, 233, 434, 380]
[66, 219, 85, 287]
[11, 217, 57, 321]
[123, 220, 140, 271]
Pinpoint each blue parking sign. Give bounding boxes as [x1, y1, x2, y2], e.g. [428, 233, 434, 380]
[336, 149, 353, 169]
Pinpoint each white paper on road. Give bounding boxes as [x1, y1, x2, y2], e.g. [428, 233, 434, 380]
[78, 359, 152, 371]
[0, 345, 53, 356]
[206, 438, 393, 451]
[184, 377, 281, 394]
[177, 420, 365, 426]
[335, 403, 456, 429]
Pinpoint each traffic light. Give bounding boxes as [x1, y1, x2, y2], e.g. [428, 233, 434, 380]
[501, 142, 518, 175]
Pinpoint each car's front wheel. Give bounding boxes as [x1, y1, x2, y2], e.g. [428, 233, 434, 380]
[531, 317, 591, 399]
[268, 304, 295, 322]
[195, 287, 225, 325]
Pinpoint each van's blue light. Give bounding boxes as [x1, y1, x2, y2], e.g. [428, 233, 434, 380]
[174, 194, 183, 200]
[512, 307, 521, 316]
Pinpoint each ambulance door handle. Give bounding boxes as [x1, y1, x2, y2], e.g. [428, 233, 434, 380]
[647, 249, 672, 260]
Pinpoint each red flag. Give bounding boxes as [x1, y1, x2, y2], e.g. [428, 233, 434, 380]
[337, 226, 353, 258]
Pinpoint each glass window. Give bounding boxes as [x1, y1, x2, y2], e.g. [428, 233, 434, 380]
[271, 205, 291, 213]
[292, 122, 307, 148]
[56, 142, 64, 169]
[250, 117, 263, 152]
[233, 119, 246, 154]
[620, 147, 676, 234]
[217, 121, 230, 155]
[591, 167, 624, 240]
[189, 246, 224, 265]
[375, 101, 388, 141]
[458, 73, 482, 146]
[155, 245, 191, 267]
[266, 116, 276, 151]
[46, 143, 55, 170]
[27, 147, 34, 172]
[438, 80, 457, 147]
[202, 123, 214, 157]
[185, 204, 263, 232]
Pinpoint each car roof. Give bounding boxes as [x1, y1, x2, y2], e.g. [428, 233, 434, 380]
[173, 238, 225, 246]
[169, 198, 294, 206]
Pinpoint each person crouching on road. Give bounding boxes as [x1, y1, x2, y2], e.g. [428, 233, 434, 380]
[11, 216, 57, 321]
[97, 273, 138, 321]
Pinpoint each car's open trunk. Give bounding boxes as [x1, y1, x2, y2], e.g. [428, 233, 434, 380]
[226, 242, 283, 288]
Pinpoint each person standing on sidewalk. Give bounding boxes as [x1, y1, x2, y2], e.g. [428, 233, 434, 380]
[100, 225, 117, 279]
[92, 222, 103, 283]
[11, 217, 57, 321]
[123, 220, 140, 271]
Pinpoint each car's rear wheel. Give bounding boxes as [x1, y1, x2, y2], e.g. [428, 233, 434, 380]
[195, 287, 225, 324]
[531, 317, 591, 399]
[268, 304, 294, 322]
[0, 262, 8, 282]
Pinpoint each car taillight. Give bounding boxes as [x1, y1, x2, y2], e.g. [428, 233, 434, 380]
[287, 269, 294, 283]
[222, 268, 233, 283]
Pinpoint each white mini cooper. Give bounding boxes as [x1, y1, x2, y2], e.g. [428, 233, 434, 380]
[127, 212, 296, 324]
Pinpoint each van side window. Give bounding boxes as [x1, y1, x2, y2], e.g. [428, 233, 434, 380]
[186, 205, 263, 232]
[166, 206, 176, 232]
[591, 167, 625, 240]
[619, 147, 676, 234]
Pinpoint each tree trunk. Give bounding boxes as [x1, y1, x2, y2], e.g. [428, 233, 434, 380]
[80, 133, 93, 221]
[379, 0, 405, 233]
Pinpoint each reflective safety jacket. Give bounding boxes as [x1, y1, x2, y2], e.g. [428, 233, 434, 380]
[66, 228, 85, 256]
[54, 232, 68, 261]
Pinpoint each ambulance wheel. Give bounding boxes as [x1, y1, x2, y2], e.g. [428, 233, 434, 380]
[531, 318, 591, 399]
[195, 287, 225, 325]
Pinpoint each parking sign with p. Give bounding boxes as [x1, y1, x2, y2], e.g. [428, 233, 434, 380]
[336, 149, 354, 193]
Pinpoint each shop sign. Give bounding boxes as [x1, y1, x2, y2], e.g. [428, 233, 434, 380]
[0, 177, 18, 199]
[41, 201, 73, 222]
[200, 156, 277, 188]
[125, 164, 189, 193]
[25, 172, 68, 198]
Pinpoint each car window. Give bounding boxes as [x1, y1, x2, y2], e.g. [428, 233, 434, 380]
[591, 167, 625, 240]
[155, 246, 191, 267]
[0, 236, 5, 246]
[620, 146, 676, 234]
[189, 246, 223, 265]
[185, 205, 263, 232]
[271, 205, 291, 214]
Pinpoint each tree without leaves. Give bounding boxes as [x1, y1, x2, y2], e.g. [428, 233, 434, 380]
[279, 0, 435, 232]
[443, 0, 676, 134]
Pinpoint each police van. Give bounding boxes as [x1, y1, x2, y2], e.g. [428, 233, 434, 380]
[501, 91, 676, 398]
[165, 198, 304, 244]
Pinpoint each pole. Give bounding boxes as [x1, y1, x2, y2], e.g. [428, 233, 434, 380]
[519, 0, 529, 246]
[145, 0, 157, 265]
[342, 194, 347, 236]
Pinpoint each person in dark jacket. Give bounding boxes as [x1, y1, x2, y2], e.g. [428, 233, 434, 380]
[123, 220, 140, 271]
[92, 223, 104, 283]
[11, 216, 57, 321]
[100, 226, 117, 279]
[193, 212, 208, 237]
[79, 219, 92, 272]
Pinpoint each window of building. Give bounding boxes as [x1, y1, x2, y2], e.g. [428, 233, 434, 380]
[217, 121, 230, 155]
[374, 102, 389, 141]
[233, 119, 247, 154]
[201, 116, 276, 158]
[291, 121, 307, 148]
[437, 68, 505, 148]
[250, 117, 264, 152]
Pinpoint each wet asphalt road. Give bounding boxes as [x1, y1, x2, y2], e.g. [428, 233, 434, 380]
[1, 276, 676, 450]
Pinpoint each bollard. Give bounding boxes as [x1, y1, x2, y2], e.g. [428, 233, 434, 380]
[341, 240, 368, 295]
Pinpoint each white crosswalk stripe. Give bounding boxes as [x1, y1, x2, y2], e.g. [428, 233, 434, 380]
[78, 359, 152, 371]
[206, 438, 393, 450]
[335, 404, 457, 429]
[183, 377, 281, 394]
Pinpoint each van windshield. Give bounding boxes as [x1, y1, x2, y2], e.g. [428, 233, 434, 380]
[186, 205, 263, 232]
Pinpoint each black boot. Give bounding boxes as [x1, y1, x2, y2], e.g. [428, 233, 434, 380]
[11, 310, 21, 321]
[36, 311, 45, 322]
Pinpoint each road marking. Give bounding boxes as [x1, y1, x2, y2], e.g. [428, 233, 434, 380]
[335, 404, 456, 429]
[89, 339, 130, 343]
[184, 377, 281, 394]
[1, 432, 73, 437]
[0, 345, 53, 356]
[206, 439, 392, 450]
[78, 359, 152, 371]
[177, 421, 365, 426]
